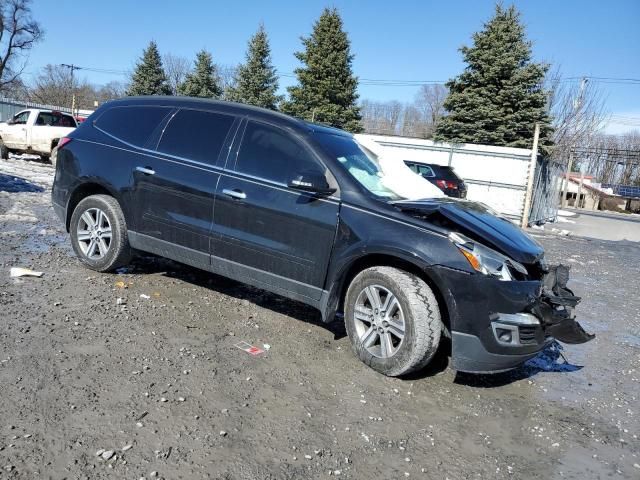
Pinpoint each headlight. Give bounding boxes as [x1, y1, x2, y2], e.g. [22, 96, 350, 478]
[449, 232, 527, 280]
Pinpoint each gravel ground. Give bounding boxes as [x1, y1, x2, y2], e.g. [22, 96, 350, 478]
[0, 156, 639, 479]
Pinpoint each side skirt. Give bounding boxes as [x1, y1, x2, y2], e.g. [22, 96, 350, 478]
[128, 231, 328, 311]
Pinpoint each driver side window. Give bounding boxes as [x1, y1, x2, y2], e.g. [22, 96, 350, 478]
[235, 121, 323, 185]
[12, 111, 29, 125]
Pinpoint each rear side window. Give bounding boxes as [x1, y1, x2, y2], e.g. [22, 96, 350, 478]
[157, 109, 234, 165]
[404, 162, 418, 173]
[235, 121, 321, 184]
[416, 164, 435, 177]
[36, 112, 76, 127]
[94, 106, 172, 147]
[435, 166, 460, 180]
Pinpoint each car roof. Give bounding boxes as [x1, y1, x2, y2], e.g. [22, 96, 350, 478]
[406, 160, 452, 169]
[105, 96, 351, 138]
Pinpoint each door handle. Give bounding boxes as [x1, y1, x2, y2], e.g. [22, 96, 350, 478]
[222, 188, 246, 200]
[135, 166, 155, 175]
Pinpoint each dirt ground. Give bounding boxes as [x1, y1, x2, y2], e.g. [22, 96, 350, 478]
[0, 156, 639, 479]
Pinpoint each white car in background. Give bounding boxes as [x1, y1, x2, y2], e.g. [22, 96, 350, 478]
[0, 108, 78, 161]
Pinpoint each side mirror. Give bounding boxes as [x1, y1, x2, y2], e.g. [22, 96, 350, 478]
[6, 119, 14, 125]
[288, 171, 336, 196]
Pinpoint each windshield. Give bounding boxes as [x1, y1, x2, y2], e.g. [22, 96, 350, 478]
[315, 132, 405, 200]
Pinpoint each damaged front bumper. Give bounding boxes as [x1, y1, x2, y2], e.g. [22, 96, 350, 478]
[435, 264, 594, 373]
[529, 264, 595, 345]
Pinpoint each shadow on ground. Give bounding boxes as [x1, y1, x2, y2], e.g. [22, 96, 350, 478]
[116, 254, 341, 334]
[454, 341, 583, 388]
[110, 256, 585, 387]
[0, 173, 44, 193]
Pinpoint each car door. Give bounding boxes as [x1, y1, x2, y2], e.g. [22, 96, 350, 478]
[211, 119, 339, 302]
[2, 111, 30, 148]
[130, 108, 239, 266]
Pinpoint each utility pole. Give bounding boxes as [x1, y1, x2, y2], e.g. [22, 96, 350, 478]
[561, 149, 573, 208]
[576, 171, 584, 208]
[61, 64, 82, 116]
[521, 123, 540, 228]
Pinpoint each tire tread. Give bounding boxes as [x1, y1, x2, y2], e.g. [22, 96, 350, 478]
[345, 266, 442, 377]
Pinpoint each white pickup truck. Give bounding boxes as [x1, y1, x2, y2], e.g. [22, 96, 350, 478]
[0, 108, 78, 161]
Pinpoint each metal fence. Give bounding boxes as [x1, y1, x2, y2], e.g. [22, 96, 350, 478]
[528, 158, 563, 225]
[357, 134, 562, 225]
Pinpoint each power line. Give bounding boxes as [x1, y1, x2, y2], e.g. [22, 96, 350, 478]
[48, 65, 640, 90]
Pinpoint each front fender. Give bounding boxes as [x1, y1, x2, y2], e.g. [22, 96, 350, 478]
[320, 205, 472, 321]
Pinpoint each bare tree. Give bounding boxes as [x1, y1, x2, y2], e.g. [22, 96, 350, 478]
[546, 67, 608, 164]
[163, 53, 190, 95]
[577, 132, 640, 186]
[400, 104, 427, 138]
[96, 80, 127, 104]
[414, 84, 447, 138]
[361, 99, 403, 135]
[29, 64, 96, 109]
[0, 0, 43, 91]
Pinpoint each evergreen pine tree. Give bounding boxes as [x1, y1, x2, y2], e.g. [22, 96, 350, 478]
[226, 24, 281, 110]
[127, 41, 171, 96]
[178, 50, 222, 99]
[434, 5, 553, 153]
[281, 8, 362, 132]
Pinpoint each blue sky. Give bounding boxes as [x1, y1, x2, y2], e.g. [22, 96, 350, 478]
[25, 0, 640, 134]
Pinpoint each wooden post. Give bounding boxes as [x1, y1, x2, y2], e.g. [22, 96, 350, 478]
[521, 123, 540, 228]
[577, 171, 584, 208]
[561, 150, 574, 209]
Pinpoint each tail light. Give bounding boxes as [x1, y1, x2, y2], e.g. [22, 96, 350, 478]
[57, 137, 72, 149]
[436, 180, 458, 190]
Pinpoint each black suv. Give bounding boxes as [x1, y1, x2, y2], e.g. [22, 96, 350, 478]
[405, 161, 467, 198]
[51, 97, 593, 376]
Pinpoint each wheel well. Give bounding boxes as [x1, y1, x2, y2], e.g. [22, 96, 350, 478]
[51, 138, 60, 149]
[336, 254, 451, 331]
[65, 183, 112, 231]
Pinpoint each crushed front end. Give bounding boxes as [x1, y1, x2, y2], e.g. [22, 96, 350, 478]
[393, 198, 595, 373]
[436, 260, 595, 373]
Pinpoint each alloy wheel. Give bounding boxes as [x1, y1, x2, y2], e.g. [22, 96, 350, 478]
[76, 207, 112, 259]
[354, 285, 405, 358]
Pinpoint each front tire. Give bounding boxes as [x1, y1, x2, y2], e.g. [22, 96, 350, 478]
[70, 194, 131, 272]
[344, 266, 442, 377]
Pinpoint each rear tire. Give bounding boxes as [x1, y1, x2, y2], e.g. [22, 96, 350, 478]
[0, 140, 8, 159]
[70, 194, 131, 272]
[344, 266, 442, 377]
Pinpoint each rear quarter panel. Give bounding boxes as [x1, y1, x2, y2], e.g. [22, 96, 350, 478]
[53, 134, 138, 229]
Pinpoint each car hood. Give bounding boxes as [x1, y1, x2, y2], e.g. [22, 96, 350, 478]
[393, 198, 544, 264]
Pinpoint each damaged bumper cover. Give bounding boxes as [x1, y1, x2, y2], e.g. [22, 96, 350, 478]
[436, 264, 594, 373]
[530, 264, 595, 345]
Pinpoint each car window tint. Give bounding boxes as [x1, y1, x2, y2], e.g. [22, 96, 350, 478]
[158, 109, 234, 165]
[13, 112, 29, 124]
[404, 162, 417, 173]
[36, 112, 76, 127]
[418, 165, 435, 177]
[236, 121, 321, 184]
[61, 114, 77, 127]
[435, 166, 460, 181]
[95, 106, 172, 147]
